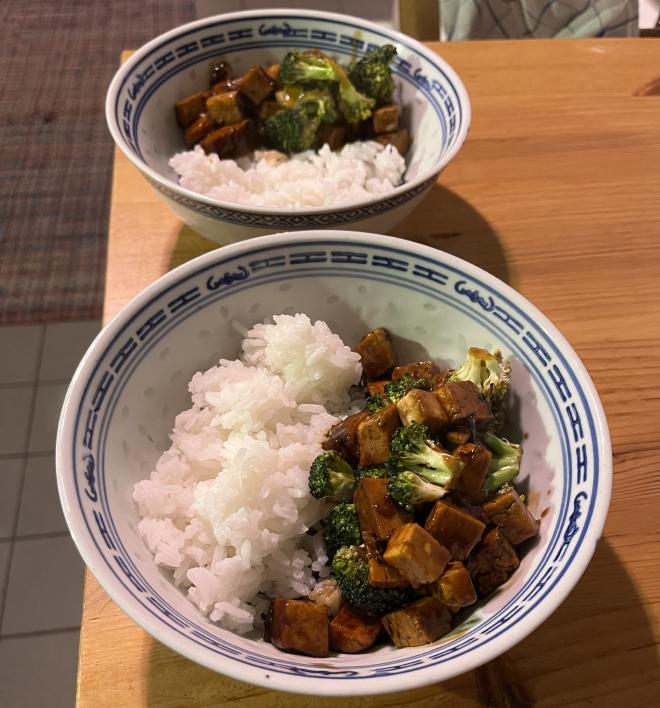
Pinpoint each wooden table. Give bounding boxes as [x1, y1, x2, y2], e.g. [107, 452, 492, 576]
[79, 39, 660, 706]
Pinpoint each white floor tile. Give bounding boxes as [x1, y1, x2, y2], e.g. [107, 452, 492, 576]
[39, 320, 100, 382]
[0, 630, 79, 708]
[0, 325, 42, 385]
[0, 386, 34, 456]
[17, 455, 67, 537]
[2, 535, 84, 635]
[27, 383, 68, 454]
[0, 458, 24, 538]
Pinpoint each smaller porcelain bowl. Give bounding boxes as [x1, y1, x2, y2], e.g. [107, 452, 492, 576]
[57, 231, 611, 696]
[105, 9, 471, 245]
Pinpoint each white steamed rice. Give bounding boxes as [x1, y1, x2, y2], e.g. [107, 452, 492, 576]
[133, 314, 362, 634]
[169, 140, 406, 209]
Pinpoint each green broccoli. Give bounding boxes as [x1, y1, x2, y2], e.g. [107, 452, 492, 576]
[335, 73, 375, 124]
[449, 347, 511, 404]
[384, 373, 432, 403]
[279, 51, 338, 84]
[296, 86, 339, 124]
[308, 450, 355, 501]
[354, 464, 390, 481]
[387, 470, 450, 512]
[365, 392, 389, 413]
[348, 44, 397, 106]
[389, 421, 464, 485]
[323, 503, 361, 560]
[481, 431, 522, 496]
[331, 546, 412, 615]
[263, 107, 320, 154]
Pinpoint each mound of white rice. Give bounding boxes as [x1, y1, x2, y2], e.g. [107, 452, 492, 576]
[133, 314, 362, 634]
[169, 141, 406, 209]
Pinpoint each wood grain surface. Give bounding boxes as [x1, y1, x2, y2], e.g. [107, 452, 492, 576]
[82, 39, 660, 706]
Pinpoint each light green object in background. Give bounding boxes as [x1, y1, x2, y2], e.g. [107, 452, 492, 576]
[439, 0, 638, 39]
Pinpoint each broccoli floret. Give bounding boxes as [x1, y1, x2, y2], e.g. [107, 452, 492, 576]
[348, 44, 397, 106]
[355, 464, 390, 481]
[389, 422, 464, 485]
[384, 373, 431, 404]
[263, 107, 320, 153]
[308, 450, 355, 501]
[336, 74, 375, 124]
[279, 51, 338, 84]
[296, 86, 338, 124]
[365, 392, 389, 413]
[449, 348, 511, 404]
[323, 503, 361, 560]
[387, 470, 450, 512]
[481, 431, 522, 496]
[331, 546, 412, 615]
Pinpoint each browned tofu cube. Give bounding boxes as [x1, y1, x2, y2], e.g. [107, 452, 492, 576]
[265, 63, 280, 82]
[318, 123, 347, 151]
[397, 389, 449, 434]
[355, 328, 396, 379]
[392, 361, 437, 381]
[329, 604, 382, 653]
[483, 487, 539, 545]
[236, 65, 273, 105]
[382, 597, 451, 647]
[264, 599, 329, 657]
[258, 100, 282, 121]
[373, 104, 399, 134]
[367, 379, 390, 396]
[375, 128, 411, 156]
[466, 527, 520, 597]
[212, 78, 237, 94]
[383, 523, 450, 587]
[434, 381, 494, 428]
[322, 410, 369, 466]
[424, 499, 485, 561]
[206, 90, 244, 125]
[433, 561, 477, 612]
[357, 403, 400, 466]
[200, 119, 259, 159]
[354, 477, 411, 543]
[445, 429, 471, 448]
[368, 557, 409, 588]
[184, 113, 216, 146]
[453, 443, 492, 501]
[175, 91, 211, 127]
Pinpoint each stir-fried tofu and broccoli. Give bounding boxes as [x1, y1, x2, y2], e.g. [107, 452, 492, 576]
[174, 45, 410, 160]
[264, 329, 539, 657]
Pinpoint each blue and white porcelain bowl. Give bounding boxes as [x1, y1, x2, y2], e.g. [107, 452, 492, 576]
[105, 10, 470, 245]
[57, 232, 611, 696]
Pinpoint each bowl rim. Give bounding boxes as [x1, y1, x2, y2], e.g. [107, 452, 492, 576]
[56, 230, 611, 696]
[105, 8, 472, 216]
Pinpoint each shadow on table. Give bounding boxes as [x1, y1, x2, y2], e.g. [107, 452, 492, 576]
[391, 183, 511, 285]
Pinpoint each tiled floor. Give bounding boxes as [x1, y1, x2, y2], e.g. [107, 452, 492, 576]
[0, 320, 100, 707]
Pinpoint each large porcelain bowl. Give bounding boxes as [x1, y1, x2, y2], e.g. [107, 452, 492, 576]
[105, 10, 471, 244]
[57, 231, 611, 696]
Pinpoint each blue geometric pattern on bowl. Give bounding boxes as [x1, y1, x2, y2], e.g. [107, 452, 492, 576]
[70, 238, 600, 680]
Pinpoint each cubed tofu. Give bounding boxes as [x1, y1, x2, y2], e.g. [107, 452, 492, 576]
[355, 328, 397, 379]
[397, 389, 449, 433]
[453, 443, 492, 501]
[382, 597, 451, 647]
[375, 128, 411, 156]
[329, 604, 382, 653]
[212, 78, 237, 94]
[445, 429, 471, 448]
[322, 410, 369, 466]
[466, 527, 520, 597]
[175, 91, 211, 127]
[265, 63, 280, 82]
[354, 477, 412, 543]
[373, 104, 399, 134]
[392, 361, 437, 381]
[367, 379, 390, 396]
[357, 403, 400, 466]
[200, 119, 259, 159]
[206, 90, 244, 125]
[433, 561, 477, 612]
[236, 65, 274, 105]
[368, 557, 409, 588]
[264, 599, 329, 657]
[184, 113, 216, 146]
[383, 523, 450, 587]
[483, 487, 539, 545]
[424, 499, 485, 561]
[318, 123, 347, 151]
[258, 100, 282, 121]
[434, 381, 494, 428]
